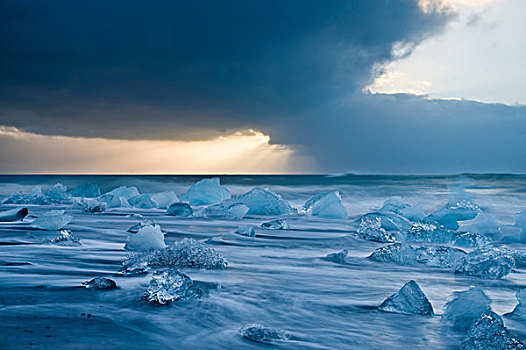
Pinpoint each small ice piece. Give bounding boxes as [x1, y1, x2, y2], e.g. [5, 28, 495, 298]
[82, 277, 118, 290]
[240, 323, 290, 344]
[121, 238, 227, 275]
[74, 198, 107, 213]
[369, 243, 466, 268]
[99, 194, 130, 208]
[124, 224, 166, 251]
[380, 196, 426, 221]
[379, 280, 434, 315]
[198, 202, 249, 220]
[180, 177, 231, 206]
[322, 249, 350, 264]
[166, 202, 193, 217]
[69, 183, 101, 198]
[355, 212, 411, 242]
[510, 289, 526, 319]
[150, 191, 178, 209]
[454, 248, 515, 279]
[303, 191, 348, 219]
[236, 187, 296, 216]
[142, 269, 204, 304]
[44, 229, 81, 246]
[0, 207, 28, 222]
[443, 287, 491, 331]
[261, 219, 290, 230]
[32, 210, 73, 231]
[4, 186, 49, 205]
[45, 183, 69, 201]
[461, 311, 524, 350]
[235, 225, 256, 237]
[128, 194, 157, 209]
[106, 186, 140, 200]
[458, 213, 500, 235]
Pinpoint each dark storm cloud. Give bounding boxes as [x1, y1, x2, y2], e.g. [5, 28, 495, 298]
[1, 0, 525, 173]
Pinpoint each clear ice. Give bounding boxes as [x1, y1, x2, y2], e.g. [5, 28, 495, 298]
[443, 287, 492, 331]
[44, 229, 81, 246]
[74, 198, 107, 213]
[4, 186, 49, 205]
[369, 243, 466, 268]
[166, 202, 193, 217]
[379, 196, 426, 221]
[180, 177, 231, 206]
[124, 224, 166, 251]
[106, 186, 140, 200]
[427, 193, 480, 230]
[406, 222, 490, 248]
[355, 211, 411, 243]
[197, 201, 249, 219]
[303, 191, 348, 219]
[261, 219, 290, 230]
[128, 194, 157, 209]
[45, 183, 69, 201]
[461, 311, 524, 350]
[235, 225, 256, 237]
[142, 269, 203, 304]
[454, 248, 515, 279]
[240, 323, 290, 344]
[32, 210, 73, 231]
[378, 280, 434, 315]
[235, 187, 296, 216]
[99, 194, 130, 208]
[69, 183, 101, 198]
[458, 213, 500, 235]
[150, 191, 178, 209]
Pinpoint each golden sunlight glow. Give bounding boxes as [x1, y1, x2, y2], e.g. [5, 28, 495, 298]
[0, 126, 306, 174]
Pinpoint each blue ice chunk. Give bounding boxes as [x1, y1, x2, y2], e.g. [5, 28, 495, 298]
[369, 243, 466, 268]
[69, 183, 101, 198]
[198, 201, 249, 219]
[379, 280, 434, 315]
[128, 194, 157, 209]
[73, 198, 107, 213]
[166, 202, 193, 217]
[427, 193, 480, 230]
[0, 207, 28, 222]
[82, 277, 118, 290]
[510, 289, 526, 319]
[454, 248, 515, 279]
[240, 323, 290, 344]
[322, 249, 350, 264]
[180, 177, 231, 205]
[406, 222, 490, 248]
[236, 187, 296, 216]
[355, 212, 411, 242]
[106, 186, 140, 200]
[303, 191, 348, 219]
[150, 191, 178, 209]
[261, 219, 290, 230]
[142, 269, 206, 304]
[4, 186, 49, 205]
[124, 224, 166, 251]
[235, 225, 256, 237]
[32, 210, 73, 231]
[458, 213, 500, 235]
[43, 229, 81, 246]
[99, 194, 130, 208]
[380, 196, 426, 221]
[45, 183, 69, 201]
[443, 287, 491, 331]
[461, 311, 524, 350]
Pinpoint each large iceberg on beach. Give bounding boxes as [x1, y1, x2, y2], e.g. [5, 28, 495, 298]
[303, 191, 347, 219]
[121, 238, 227, 275]
[236, 187, 296, 216]
[180, 178, 230, 206]
[380, 197, 426, 221]
[0, 207, 28, 222]
[124, 224, 166, 251]
[151, 191, 178, 209]
[32, 210, 73, 231]
[369, 243, 466, 268]
[142, 269, 206, 304]
[379, 280, 434, 315]
[461, 312, 524, 350]
[240, 323, 290, 344]
[69, 183, 101, 198]
[454, 248, 515, 279]
[106, 186, 140, 200]
[443, 287, 491, 331]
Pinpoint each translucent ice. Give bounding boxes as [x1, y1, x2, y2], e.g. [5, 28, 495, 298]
[0, 207, 28, 222]
[99, 194, 130, 208]
[380, 196, 426, 221]
[45, 183, 69, 201]
[322, 249, 350, 264]
[235, 225, 256, 237]
[69, 183, 101, 198]
[198, 201, 249, 219]
[150, 191, 178, 209]
[124, 224, 166, 251]
[180, 177, 231, 206]
[44, 230, 81, 246]
[303, 191, 348, 219]
[461, 311, 524, 350]
[261, 219, 290, 230]
[166, 202, 193, 217]
[454, 248, 515, 279]
[427, 194, 480, 230]
[443, 287, 491, 331]
[458, 213, 500, 235]
[236, 187, 296, 216]
[240, 323, 290, 344]
[4, 186, 49, 205]
[74, 198, 107, 213]
[355, 212, 411, 242]
[106, 186, 140, 200]
[369, 243, 466, 268]
[406, 222, 490, 248]
[82, 277, 118, 290]
[121, 238, 227, 275]
[379, 280, 434, 315]
[128, 194, 157, 209]
[142, 269, 204, 304]
[32, 210, 73, 231]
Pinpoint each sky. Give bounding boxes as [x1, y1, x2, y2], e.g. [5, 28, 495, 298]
[0, 0, 525, 174]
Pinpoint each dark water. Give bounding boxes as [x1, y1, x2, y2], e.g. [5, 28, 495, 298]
[0, 174, 524, 349]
